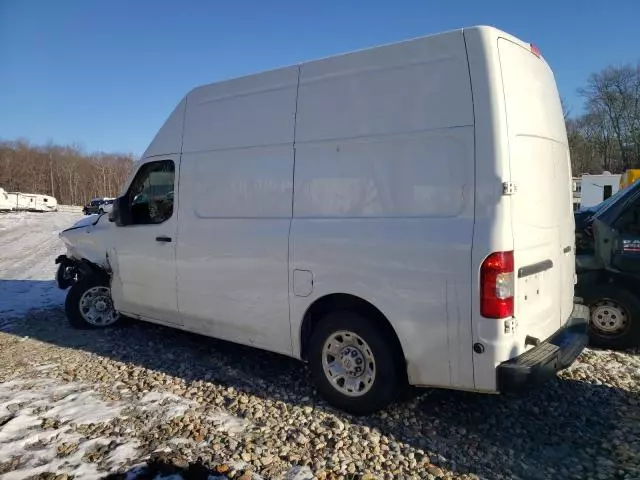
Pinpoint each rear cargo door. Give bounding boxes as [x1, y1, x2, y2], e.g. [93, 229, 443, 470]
[498, 38, 575, 344]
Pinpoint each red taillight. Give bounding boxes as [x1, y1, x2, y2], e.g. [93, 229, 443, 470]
[530, 43, 541, 58]
[480, 251, 514, 319]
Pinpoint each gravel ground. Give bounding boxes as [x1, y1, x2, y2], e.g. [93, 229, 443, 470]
[1, 212, 639, 479]
[0, 307, 638, 480]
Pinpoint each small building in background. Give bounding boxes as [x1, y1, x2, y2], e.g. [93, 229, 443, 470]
[580, 172, 621, 209]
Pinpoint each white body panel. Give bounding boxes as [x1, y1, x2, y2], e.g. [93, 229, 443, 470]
[59, 215, 112, 266]
[90, 25, 573, 393]
[580, 174, 621, 208]
[175, 67, 298, 354]
[291, 30, 474, 387]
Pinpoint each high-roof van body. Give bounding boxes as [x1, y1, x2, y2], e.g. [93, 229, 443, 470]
[59, 26, 588, 413]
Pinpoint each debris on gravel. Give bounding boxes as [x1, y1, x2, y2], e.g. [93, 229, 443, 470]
[0, 306, 639, 480]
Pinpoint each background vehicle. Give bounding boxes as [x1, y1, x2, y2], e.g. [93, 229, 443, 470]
[57, 26, 586, 414]
[0, 188, 13, 211]
[575, 185, 632, 254]
[620, 169, 640, 191]
[83, 197, 114, 215]
[576, 178, 640, 349]
[100, 199, 115, 214]
[5, 192, 58, 212]
[31, 194, 58, 212]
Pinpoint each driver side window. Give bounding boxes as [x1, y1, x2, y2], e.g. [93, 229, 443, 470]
[128, 160, 175, 225]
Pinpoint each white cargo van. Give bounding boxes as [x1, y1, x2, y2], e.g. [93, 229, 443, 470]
[58, 26, 588, 414]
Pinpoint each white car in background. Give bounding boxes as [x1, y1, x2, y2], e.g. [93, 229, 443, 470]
[101, 198, 115, 214]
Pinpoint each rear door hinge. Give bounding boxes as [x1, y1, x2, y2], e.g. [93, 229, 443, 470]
[502, 181, 517, 195]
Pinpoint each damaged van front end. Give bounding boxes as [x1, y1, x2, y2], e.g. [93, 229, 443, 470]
[55, 214, 113, 290]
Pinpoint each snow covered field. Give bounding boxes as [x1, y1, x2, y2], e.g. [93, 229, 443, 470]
[0, 211, 80, 324]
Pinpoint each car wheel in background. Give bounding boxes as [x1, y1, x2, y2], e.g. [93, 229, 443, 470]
[582, 284, 640, 350]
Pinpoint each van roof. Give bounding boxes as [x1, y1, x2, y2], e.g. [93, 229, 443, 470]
[142, 25, 534, 160]
[187, 26, 526, 98]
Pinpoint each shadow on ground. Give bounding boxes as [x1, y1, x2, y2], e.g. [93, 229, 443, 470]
[1, 280, 638, 479]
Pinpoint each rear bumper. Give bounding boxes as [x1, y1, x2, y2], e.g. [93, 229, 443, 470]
[497, 304, 589, 392]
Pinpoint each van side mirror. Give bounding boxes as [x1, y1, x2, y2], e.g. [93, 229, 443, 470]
[111, 196, 132, 226]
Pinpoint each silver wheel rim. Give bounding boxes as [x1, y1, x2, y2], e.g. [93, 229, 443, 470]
[322, 330, 376, 397]
[79, 286, 119, 326]
[590, 299, 628, 335]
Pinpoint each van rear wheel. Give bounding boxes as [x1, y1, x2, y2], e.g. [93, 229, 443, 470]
[308, 311, 403, 415]
[65, 275, 121, 329]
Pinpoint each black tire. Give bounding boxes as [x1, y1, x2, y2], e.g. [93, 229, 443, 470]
[581, 283, 640, 350]
[56, 263, 73, 290]
[308, 311, 404, 415]
[65, 275, 121, 329]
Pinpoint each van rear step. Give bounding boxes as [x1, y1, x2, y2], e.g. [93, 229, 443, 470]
[496, 305, 589, 392]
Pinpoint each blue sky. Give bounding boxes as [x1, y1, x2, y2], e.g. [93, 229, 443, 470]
[1, 0, 638, 156]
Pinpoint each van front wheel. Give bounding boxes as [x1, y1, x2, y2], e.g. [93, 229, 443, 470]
[308, 312, 402, 415]
[65, 276, 121, 329]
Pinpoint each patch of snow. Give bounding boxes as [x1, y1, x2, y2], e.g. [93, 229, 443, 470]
[207, 411, 249, 435]
[42, 389, 124, 425]
[33, 362, 58, 371]
[167, 437, 192, 446]
[0, 419, 116, 480]
[107, 440, 141, 466]
[0, 211, 82, 327]
[140, 391, 196, 422]
[0, 378, 123, 426]
[0, 378, 136, 480]
[0, 376, 253, 479]
[284, 466, 315, 480]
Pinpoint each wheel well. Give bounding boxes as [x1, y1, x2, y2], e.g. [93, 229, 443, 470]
[300, 293, 406, 364]
[77, 259, 110, 282]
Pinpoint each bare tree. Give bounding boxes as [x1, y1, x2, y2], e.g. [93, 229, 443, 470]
[0, 140, 134, 205]
[579, 64, 640, 170]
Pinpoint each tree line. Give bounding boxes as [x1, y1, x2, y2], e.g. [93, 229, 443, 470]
[0, 141, 133, 206]
[567, 62, 640, 175]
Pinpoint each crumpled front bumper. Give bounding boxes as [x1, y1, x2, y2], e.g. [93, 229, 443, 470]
[497, 304, 589, 392]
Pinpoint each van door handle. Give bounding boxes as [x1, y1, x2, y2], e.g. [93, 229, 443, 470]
[156, 236, 172, 243]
